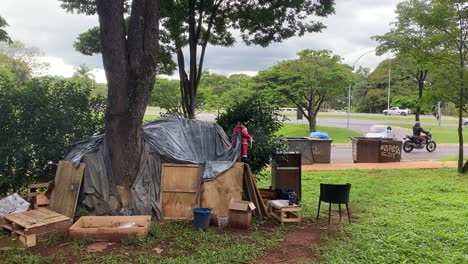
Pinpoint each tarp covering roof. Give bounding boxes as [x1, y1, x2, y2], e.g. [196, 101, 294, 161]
[65, 117, 240, 218]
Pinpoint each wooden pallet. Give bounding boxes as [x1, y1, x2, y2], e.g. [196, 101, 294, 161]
[0, 207, 72, 242]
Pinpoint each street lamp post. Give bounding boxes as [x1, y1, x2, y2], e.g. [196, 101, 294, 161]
[388, 59, 391, 111]
[347, 50, 375, 129]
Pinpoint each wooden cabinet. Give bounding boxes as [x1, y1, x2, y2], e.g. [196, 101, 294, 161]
[271, 152, 302, 201]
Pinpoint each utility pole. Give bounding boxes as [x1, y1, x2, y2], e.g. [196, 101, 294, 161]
[387, 61, 391, 110]
[347, 49, 375, 128]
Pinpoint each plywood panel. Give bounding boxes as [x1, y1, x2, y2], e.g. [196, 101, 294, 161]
[202, 163, 243, 222]
[48, 161, 85, 218]
[160, 163, 201, 219]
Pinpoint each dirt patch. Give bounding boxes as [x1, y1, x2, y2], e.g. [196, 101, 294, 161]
[255, 224, 337, 264]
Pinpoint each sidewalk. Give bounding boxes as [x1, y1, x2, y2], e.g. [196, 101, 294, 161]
[302, 160, 458, 171]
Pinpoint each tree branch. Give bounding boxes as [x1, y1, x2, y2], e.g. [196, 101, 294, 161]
[196, 1, 223, 88]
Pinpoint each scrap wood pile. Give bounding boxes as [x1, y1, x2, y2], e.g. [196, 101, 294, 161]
[0, 161, 84, 249]
[0, 161, 152, 249]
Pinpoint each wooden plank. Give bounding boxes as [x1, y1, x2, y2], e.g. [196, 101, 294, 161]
[160, 163, 201, 219]
[24, 219, 72, 236]
[202, 162, 243, 223]
[243, 164, 269, 219]
[70, 227, 148, 241]
[78, 215, 151, 228]
[48, 161, 85, 218]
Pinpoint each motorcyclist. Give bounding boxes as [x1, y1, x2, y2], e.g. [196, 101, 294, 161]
[412, 122, 429, 144]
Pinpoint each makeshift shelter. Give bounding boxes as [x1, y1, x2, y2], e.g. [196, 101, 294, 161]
[65, 117, 267, 219]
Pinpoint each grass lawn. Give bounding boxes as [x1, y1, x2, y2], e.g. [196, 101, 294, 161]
[277, 123, 362, 143]
[392, 124, 468, 144]
[1, 168, 466, 263]
[280, 112, 457, 124]
[143, 114, 160, 122]
[436, 156, 459, 161]
[259, 168, 468, 263]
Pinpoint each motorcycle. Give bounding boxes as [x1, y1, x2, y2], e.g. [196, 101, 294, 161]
[403, 132, 437, 153]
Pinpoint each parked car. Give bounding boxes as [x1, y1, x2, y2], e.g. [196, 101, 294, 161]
[463, 118, 468, 127]
[382, 107, 410, 116]
[364, 125, 395, 139]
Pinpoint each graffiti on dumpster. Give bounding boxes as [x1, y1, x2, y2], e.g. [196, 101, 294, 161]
[312, 145, 320, 155]
[380, 144, 400, 159]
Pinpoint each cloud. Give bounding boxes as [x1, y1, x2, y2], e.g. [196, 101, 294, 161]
[1, 0, 402, 81]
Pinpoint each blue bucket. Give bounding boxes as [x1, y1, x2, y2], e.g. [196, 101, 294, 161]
[193, 207, 212, 230]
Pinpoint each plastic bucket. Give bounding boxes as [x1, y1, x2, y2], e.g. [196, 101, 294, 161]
[193, 207, 212, 230]
[217, 215, 229, 228]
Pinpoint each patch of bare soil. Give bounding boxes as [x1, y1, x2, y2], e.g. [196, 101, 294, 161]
[256, 213, 351, 264]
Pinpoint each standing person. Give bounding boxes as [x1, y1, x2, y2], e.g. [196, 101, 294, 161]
[231, 124, 253, 163]
[413, 122, 429, 144]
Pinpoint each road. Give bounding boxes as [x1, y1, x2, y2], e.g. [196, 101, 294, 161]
[147, 111, 464, 163]
[331, 144, 465, 163]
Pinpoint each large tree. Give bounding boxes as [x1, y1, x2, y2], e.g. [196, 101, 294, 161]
[373, 0, 434, 122]
[64, 0, 336, 119]
[59, 0, 161, 187]
[387, 0, 467, 172]
[256, 49, 353, 132]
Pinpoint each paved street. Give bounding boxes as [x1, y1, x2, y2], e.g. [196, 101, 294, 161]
[331, 144, 465, 163]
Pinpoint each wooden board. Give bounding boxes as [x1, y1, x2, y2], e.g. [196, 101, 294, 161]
[243, 164, 269, 219]
[202, 162, 244, 223]
[48, 160, 85, 218]
[0, 208, 72, 236]
[160, 163, 201, 219]
[69, 216, 151, 241]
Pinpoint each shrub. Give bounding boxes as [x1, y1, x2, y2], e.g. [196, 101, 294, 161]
[0, 75, 105, 195]
[216, 95, 286, 174]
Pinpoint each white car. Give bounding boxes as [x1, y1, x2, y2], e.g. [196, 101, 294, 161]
[364, 125, 395, 139]
[463, 118, 468, 127]
[382, 107, 410, 116]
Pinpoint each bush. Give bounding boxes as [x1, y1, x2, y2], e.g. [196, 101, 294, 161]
[0, 75, 105, 195]
[216, 95, 286, 174]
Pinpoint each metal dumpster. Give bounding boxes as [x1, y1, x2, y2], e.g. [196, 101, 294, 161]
[287, 138, 332, 164]
[352, 137, 402, 163]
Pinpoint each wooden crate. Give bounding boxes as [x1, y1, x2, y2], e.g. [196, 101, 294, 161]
[0, 207, 72, 247]
[161, 163, 202, 219]
[69, 216, 151, 241]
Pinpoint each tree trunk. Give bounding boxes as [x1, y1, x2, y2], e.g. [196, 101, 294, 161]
[308, 108, 316, 132]
[458, 55, 465, 173]
[96, 0, 160, 187]
[415, 69, 427, 122]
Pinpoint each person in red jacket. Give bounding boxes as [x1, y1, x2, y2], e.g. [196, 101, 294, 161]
[231, 124, 253, 163]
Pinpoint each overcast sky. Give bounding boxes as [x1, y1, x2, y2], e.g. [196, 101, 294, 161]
[1, 0, 401, 83]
